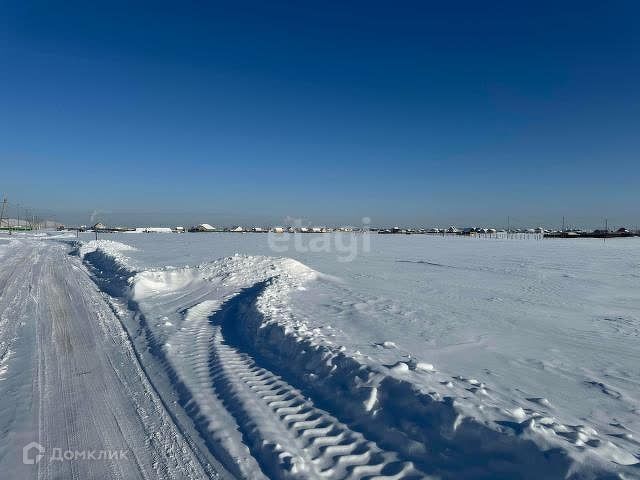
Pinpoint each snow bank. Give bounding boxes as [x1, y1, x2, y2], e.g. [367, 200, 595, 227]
[77, 240, 139, 297]
[78, 240, 639, 479]
[79, 239, 138, 262]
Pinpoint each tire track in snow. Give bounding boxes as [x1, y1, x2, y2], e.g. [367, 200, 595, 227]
[176, 295, 428, 480]
[166, 299, 266, 480]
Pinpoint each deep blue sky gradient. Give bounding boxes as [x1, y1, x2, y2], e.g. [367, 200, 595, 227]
[1, 1, 638, 227]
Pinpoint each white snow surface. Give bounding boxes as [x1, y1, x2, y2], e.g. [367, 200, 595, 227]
[2, 231, 639, 479]
[75, 232, 640, 479]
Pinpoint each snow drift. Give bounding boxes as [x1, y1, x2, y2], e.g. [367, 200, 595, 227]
[77, 239, 639, 479]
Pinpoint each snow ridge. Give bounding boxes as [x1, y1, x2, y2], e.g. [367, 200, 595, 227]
[207, 283, 426, 479]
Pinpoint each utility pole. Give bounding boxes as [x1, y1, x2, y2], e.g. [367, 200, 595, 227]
[562, 216, 565, 232]
[0, 197, 6, 231]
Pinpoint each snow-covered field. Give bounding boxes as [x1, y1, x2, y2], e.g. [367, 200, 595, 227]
[1, 231, 639, 479]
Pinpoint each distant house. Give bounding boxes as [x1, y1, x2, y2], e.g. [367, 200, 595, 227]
[272, 227, 284, 233]
[173, 226, 185, 233]
[92, 222, 107, 231]
[230, 226, 244, 232]
[252, 227, 265, 232]
[446, 226, 459, 233]
[311, 227, 323, 233]
[134, 227, 173, 233]
[190, 223, 216, 232]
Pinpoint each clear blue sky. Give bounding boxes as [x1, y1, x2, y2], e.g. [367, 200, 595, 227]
[1, 1, 638, 227]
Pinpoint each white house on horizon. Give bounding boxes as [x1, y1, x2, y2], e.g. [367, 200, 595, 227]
[191, 223, 216, 232]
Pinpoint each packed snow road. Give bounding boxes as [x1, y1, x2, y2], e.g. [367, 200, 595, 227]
[0, 237, 221, 479]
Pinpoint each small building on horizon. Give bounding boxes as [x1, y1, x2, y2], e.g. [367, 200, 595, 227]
[190, 223, 216, 232]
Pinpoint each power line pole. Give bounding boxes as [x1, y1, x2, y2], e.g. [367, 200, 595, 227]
[0, 197, 6, 230]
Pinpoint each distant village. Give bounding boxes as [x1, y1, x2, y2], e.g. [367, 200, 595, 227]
[77, 223, 361, 234]
[55, 222, 640, 239]
[1, 193, 636, 239]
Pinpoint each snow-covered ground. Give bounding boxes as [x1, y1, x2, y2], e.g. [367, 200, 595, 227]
[0, 233, 225, 479]
[1, 231, 639, 479]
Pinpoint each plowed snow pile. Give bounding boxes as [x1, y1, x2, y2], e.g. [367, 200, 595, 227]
[77, 234, 640, 479]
